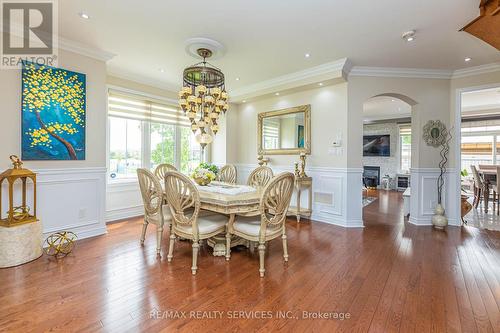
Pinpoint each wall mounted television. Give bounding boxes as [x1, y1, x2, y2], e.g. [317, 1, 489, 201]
[363, 135, 390, 157]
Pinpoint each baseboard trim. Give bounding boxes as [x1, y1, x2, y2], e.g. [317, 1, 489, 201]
[42, 225, 107, 241]
[408, 216, 433, 226]
[105, 205, 144, 223]
[311, 212, 365, 228]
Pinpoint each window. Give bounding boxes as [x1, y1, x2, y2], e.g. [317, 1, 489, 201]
[150, 122, 176, 169]
[263, 118, 280, 149]
[107, 89, 202, 181]
[460, 120, 500, 172]
[109, 117, 142, 179]
[399, 125, 411, 172]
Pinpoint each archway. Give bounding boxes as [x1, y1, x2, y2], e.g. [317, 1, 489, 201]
[361, 93, 418, 225]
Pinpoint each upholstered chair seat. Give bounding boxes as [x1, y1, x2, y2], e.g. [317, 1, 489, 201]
[233, 217, 282, 237]
[146, 205, 172, 226]
[175, 214, 227, 235]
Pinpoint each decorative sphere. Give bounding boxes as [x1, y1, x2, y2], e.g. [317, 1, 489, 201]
[44, 231, 77, 258]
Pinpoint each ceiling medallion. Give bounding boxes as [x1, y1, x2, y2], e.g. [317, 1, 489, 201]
[179, 47, 228, 151]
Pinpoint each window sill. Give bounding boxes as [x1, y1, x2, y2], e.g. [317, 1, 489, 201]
[107, 178, 139, 187]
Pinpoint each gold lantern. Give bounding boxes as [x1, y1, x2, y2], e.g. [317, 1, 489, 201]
[0, 155, 37, 227]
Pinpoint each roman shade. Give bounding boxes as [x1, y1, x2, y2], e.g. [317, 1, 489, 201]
[108, 90, 191, 127]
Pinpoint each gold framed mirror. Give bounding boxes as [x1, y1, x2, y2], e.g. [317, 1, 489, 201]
[257, 104, 311, 155]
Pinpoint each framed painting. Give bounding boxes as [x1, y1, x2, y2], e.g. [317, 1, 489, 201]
[297, 124, 305, 148]
[21, 61, 86, 160]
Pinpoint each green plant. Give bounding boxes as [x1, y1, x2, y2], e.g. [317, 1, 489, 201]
[461, 168, 468, 177]
[197, 162, 218, 175]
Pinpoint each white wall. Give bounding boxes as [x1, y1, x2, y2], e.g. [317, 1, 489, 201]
[0, 49, 109, 239]
[228, 83, 363, 227]
[235, 83, 349, 167]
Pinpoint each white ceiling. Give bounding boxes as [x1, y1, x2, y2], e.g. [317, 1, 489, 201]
[59, 0, 500, 92]
[363, 96, 411, 122]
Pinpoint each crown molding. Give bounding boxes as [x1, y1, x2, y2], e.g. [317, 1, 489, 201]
[105, 60, 499, 100]
[107, 68, 180, 93]
[58, 37, 116, 62]
[349, 66, 453, 79]
[451, 62, 500, 79]
[349, 62, 500, 80]
[230, 58, 349, 100]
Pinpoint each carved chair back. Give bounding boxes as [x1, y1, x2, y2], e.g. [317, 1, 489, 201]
[471, 165, 484, 188]
[247, 166, 274, 187]
[137, 168, 163, 220]
[258, 172, 294, 241]
[154, 163, 177, 183]
[218, 164, 237, 184]
[163, 171, 200, 232]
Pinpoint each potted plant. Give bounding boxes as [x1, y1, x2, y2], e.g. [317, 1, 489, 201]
[191, 163, 218, 186]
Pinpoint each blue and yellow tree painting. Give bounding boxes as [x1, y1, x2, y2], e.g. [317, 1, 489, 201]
[22, 61, 86, 160]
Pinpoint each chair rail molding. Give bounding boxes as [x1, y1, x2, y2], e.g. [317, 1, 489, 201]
[409, 168, 459, 226]
[106, 180, 144, 222]
[1, 167, 109, 240]
[234, 164, 363, 228]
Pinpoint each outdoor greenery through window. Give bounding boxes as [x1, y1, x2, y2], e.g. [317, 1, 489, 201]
[108, 90, 201, 181]
[399, 126, 411, 172]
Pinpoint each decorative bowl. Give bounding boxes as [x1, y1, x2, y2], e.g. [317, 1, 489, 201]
[194, 177, 211, 186]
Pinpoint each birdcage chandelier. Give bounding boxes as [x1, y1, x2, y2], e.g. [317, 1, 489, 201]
[178, 48, 228, 151]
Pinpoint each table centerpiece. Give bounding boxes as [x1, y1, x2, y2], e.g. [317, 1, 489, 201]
[191, 163, 218, 186]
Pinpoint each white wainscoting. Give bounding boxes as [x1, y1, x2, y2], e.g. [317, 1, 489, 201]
[234, 164, 364, 228]
[0, 168, 108, 240]
[106, 180, 144, 222]
[409, 168, 459, 226]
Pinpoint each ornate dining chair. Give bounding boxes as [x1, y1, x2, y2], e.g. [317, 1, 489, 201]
[154, 163, 177, 183]
[471, 165, 487, 209]
[494, 166, 500, 215]
[137, 168, 172, 256]
[247, 166, 274, 187]
[217, 164, 237, 184]
[227, 172, 294, 277]
[163, 171, 228, 275]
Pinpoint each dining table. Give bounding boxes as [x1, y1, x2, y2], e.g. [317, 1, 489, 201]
[165, 181, 263, 256]
[478, 169, 497, 214]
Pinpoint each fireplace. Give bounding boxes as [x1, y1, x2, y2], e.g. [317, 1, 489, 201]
[363, 166, 380, 189]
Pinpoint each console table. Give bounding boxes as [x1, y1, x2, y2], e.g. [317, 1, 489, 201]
[287, 176, 312, 222]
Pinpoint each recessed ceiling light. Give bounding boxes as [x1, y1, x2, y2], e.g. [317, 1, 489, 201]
[242, 100, 246, 103]
[391, 99, 396, 102]
[318, 83, 323, 86]
[275, 92, 280, 96]
[235, 77, 240, 81]
[402, 30, 416, 42]
[79, 12, 90, 19]
[305, 53, 310, 58]
[464, 57, 472, 62]
[159, 68, 165, 73]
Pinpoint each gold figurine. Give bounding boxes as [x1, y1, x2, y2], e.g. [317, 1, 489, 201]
[299, 153, 307, 177]
[294, 162, 300, 177]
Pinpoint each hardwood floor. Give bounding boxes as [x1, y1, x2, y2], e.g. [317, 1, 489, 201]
[1, 191, 499, 332]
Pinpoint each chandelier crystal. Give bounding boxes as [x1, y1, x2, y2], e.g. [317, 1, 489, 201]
[179, 48, 228, 151]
